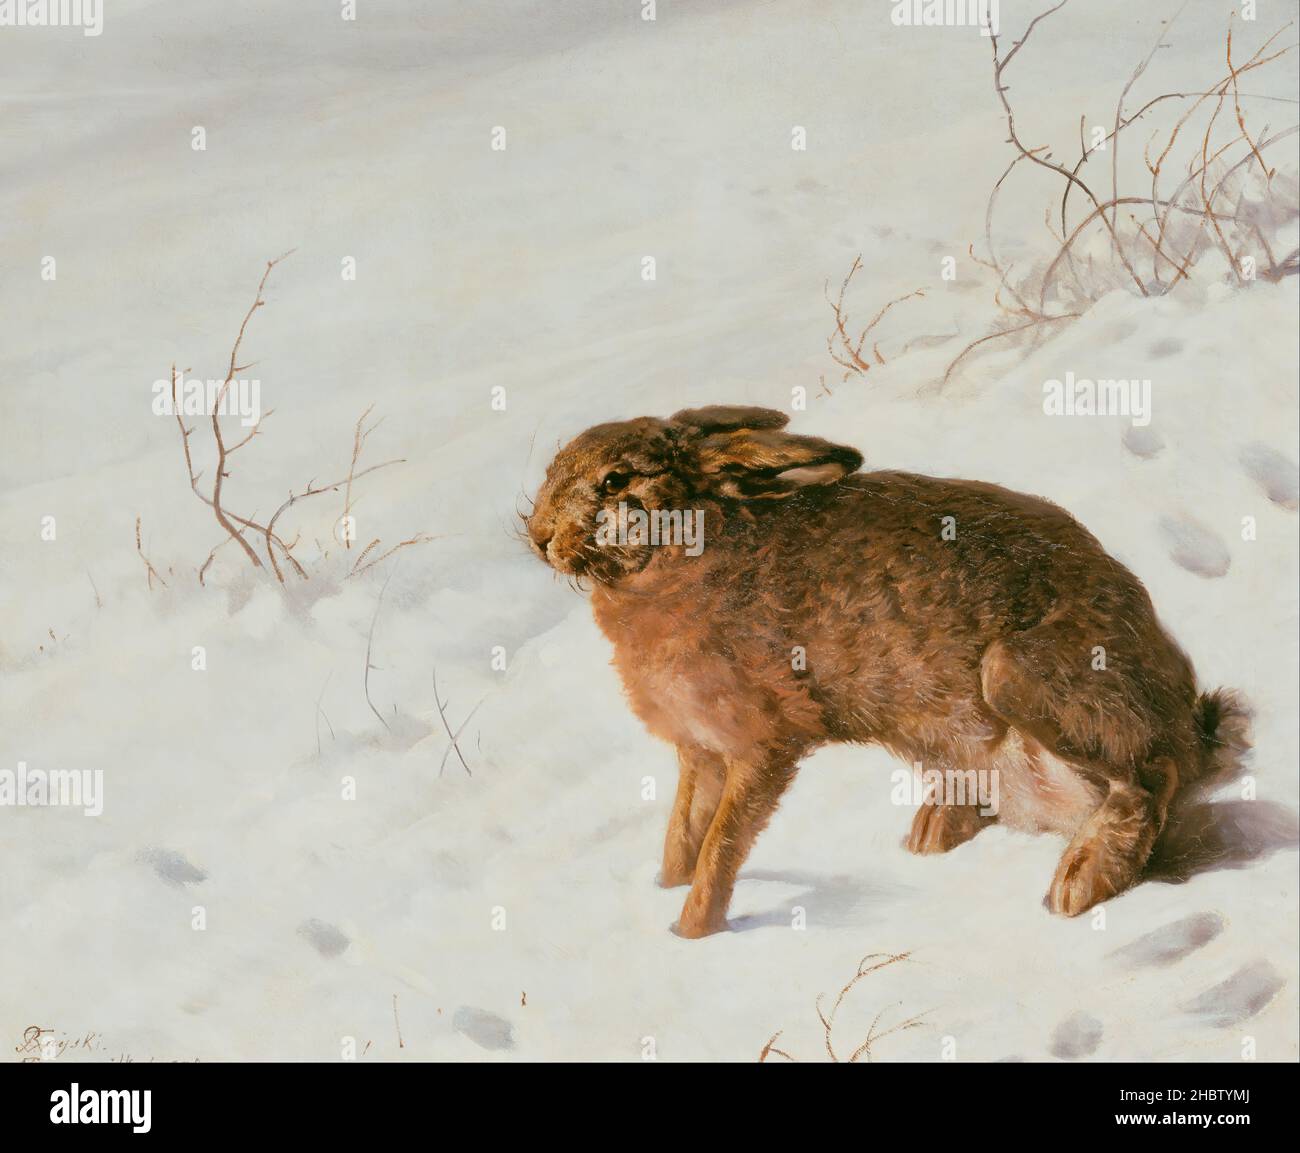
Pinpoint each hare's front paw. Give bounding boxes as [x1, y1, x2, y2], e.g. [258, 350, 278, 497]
[658, 864, 694, 889]
[672, 890, 728, 938]
[906, 804, 989, 854]
[672, 911, 728, 939]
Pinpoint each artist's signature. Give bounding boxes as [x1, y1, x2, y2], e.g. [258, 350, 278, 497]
[13, 1025, 196, 1063]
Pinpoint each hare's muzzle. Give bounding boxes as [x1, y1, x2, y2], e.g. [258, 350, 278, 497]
[524, 509, 560, 564]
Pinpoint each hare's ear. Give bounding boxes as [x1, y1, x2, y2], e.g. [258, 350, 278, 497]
[669, 405, 790, 434]
[696, 428, 863, 500]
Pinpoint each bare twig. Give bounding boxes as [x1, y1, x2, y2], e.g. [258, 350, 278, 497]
[816, 952, 926, 1063]
[1109, 2, 1188, 270]
[758, 1032, 797, 1063]
[825, 255, 925, 379]
[1152, 26, 1293, 288]
[316, 672, 336, 757]
[348, 534, 434, 580]
[342, 406, 383, 550]
[983, 155, 1040, 314]
[264, 456, 403, 583]
[209, 251, 295, 567]
[992, 1, 1149, 300]
[364, 569, 395, 732]
[350, 538, 381, 574]
[942, 313, 1079, 390]
[135, 517, 167, 590]
[825, 256, 872, 375]
[168, 262, 305, 579]
[762, 952, 926, 1063]
[1229, 16, 1278, 185]
[906, 8, 1299, 402]
[432, 667, 479, 777]
[167, 257, 424, 588]
[197, 534, 239, 587]
[438, 697, 485, 777]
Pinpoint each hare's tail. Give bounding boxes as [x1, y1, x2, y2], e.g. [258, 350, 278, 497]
[1188, 688, 1253, 788]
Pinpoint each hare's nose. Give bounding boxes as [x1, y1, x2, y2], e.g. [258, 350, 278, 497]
[531, 530, 553, 555]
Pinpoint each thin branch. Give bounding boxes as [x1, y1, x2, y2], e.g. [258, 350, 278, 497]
[264, 458, 403, 582]
[1109, 2, 1188, 269]
[168, 259, 305, 575]
[825, 256, 872, 375]
[209, 252, 295, 566]
[365, 568, 395, 732]
[1229, 16, 1278, 185]
[342, 405, 382, 551]
[316, 671, 336, 757]
[825, 255, 925, 378]
[135, 516, 167, 590]
[758, 1032, 797, 1063]
[348, 534, 435, 580]
[990, 1, 1150, 301]
[439, 696, 485, 777]
[432, 667, 478, 777]
[1151, 26, 1293, 287]
[942, 313, 1079, 390]
[809, 952, 924, 1063]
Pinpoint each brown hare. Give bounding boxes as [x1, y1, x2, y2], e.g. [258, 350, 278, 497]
[526, 405, 1241, 938]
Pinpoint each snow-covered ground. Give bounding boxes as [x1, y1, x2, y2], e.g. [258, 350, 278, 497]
[1, 0, 1296, 1062]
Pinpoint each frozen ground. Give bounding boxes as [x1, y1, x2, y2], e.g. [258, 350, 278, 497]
[1, 0, 1297, 1061]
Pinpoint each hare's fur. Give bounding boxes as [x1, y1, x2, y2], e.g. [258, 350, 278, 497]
[527, 407, 1240, 937]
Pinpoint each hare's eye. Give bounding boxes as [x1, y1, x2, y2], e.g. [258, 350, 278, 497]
[601, 471, 630, 494]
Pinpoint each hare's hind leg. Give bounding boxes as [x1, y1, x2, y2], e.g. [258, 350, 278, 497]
[661, 746, 724, 888]
[906, 732, 1006, 854]
[1047, 759, 1177, 915]
[979, 633, 1175, 915]
[907, 801, 994, 854]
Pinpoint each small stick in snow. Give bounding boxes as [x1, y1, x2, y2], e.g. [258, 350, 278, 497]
[207, 251, 294, 569]
[342, 406, 383, 550]
[761, 951, 927, 1063]
[364, 569, 395, 732]
[316, 671, 336, 757]
[824, 254, 924, 380]
[815, 951, 927, 1063]
[942, 312, 1079, 391]
[348, 533, 435, 580]
[135, 517, 167, 590]
[759, 1032, 796, 1063]
[432, 668, 481, 777]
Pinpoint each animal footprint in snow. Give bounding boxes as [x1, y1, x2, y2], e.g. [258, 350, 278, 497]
[1108, 912, 1223, 968]
[1239, 442, 1299, 510]
[138, 847, 206, 887]
[297, 918, 349, 958]
[1049, 1011, 1103, 1059]
[453, 1006, 514, 1051]
[1182, 960, 1284, 1027]
[1146, 337, 1184, 359]
[1159, 514, 1230, 578]
[1123, 424, 1165, 459]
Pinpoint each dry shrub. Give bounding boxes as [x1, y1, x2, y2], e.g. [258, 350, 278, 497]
[161, 253, 431, 587]
[760, 951, 927, 1063]
[827, 1, 1297, 391]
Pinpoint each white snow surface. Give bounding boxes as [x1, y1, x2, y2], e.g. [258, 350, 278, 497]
[1, 0, 1297, 1061]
